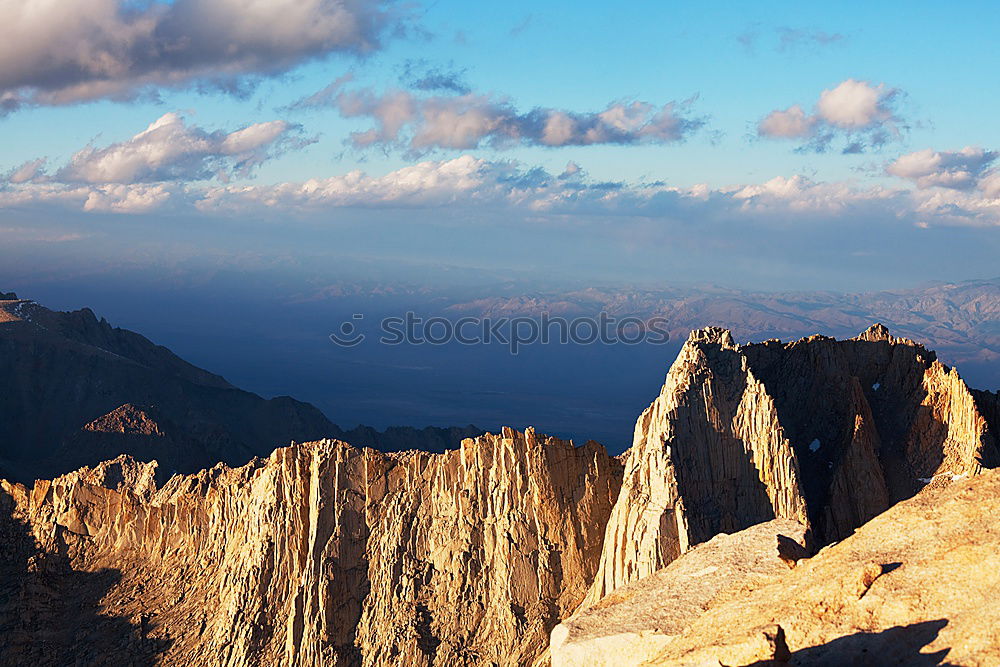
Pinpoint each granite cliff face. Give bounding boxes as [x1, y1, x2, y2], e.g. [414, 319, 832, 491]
[586, 324, 999, 602]
[0, 428, 622, 666]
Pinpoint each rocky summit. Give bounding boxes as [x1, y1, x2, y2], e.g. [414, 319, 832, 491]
[586, 324, 998, 604]
[0, 319, 998, 665]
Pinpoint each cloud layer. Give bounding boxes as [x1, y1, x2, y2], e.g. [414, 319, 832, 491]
[5, 151, 997, 227]
[757, 79, 904, 153]
[0, 0, 395, 111]
[295, 79, 706, 153]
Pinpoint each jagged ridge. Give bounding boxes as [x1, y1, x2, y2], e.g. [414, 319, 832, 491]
[0, 428, 623, 666]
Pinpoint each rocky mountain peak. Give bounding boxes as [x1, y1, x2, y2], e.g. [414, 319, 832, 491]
[585, 326, 999, 604]
[685, 326, 737, 348]
[857, 321, 892, 341]
[0, 429, 623, 665]
[82, 404, 165, 437]
[853, 321, 922, 347]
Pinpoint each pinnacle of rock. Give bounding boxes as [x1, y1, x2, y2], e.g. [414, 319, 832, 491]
[858, 322, 892, 341]
[584, 326, 999, 604]
[685, 326, 736, 348]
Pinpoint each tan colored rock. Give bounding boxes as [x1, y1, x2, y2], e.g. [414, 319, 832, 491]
[587, 325, 999, 604]
[641, 467, 1000, 666]
[549, 519, 809, 667]
[0, 428, 623, 666]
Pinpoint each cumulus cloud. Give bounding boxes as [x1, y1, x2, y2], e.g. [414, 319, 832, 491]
[757, 79, 904, 152]
[559, 161, 582, 179]
[0, 181, 179, 214]
[55, 112, 306, 184]
[82, 183, 176, 213]
[0, 112, 310, 212]
[294, 80, 706, 153]
[0, 0, 397, 111]
[980, 171, 1000, 199]
[756, 105, 816, 139]
[197, 155, 498, 210]
[887, 147, 997, 190]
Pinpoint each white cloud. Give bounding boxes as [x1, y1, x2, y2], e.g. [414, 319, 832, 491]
[83, 184, 175, 213]
[757, 105, 815, 138]
[5, 154, 1000, 227]
[6, 158, 47, 184]
[192, 157, 998, 227]
[0, 112, 308, 213]
[295, 81, 706, 153]
[0, 0, 397, 111]
[559, 161, 582, 179]
[56, 112, 303, 184]
[757, 79, 903, 152]
[816, 79, 892, 129]
[979, 171, 1000, 198]
[887, 147, 996, 190]
[0, 181, 179, 214]
[196, 155, 496, 210]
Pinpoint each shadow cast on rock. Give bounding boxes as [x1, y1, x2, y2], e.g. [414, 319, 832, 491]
[745, 619, 953, 666]
[0, 487, 171, 666]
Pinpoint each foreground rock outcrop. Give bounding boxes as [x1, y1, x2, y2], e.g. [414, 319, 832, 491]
[550, 519, 809, 666]
[640, 466, 1000, 665]
[0, 428, 622, 666]
[553, 467, 1000, 666]
[587, 324, 999, 602]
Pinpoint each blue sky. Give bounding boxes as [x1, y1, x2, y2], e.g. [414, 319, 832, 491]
[1, 0, 999, 291]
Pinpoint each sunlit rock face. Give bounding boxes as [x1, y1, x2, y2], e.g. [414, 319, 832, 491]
[0, 429, 623, 666]
[586, 324, 999, 603]
[1, 323, 997, 666]
[554, 469, 1000, 667]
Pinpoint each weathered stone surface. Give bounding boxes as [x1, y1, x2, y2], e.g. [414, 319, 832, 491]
[587, 325, 999, 603]
[549, 519, 809, 667]
[0, 428, 622, 666]
[640, 467, 1000, 666]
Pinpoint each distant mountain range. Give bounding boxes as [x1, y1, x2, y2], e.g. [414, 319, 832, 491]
[441, 278, 1000, 374]
[0, 293, 480, 483]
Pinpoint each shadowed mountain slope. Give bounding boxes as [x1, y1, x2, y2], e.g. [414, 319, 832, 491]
[0, 295, 480, 482]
